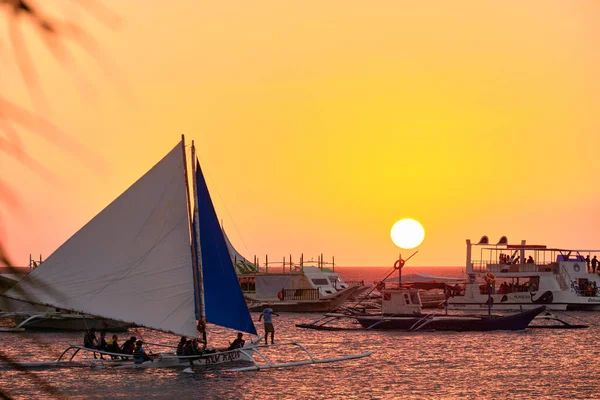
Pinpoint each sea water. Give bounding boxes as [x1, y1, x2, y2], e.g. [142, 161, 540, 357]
[1, 267, 599, 399]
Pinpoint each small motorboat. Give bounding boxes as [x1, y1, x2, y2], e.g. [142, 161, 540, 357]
[297, 285, 547, 332]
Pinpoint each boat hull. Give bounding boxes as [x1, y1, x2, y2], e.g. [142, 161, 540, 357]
[247, 286, 358, 312]
[117, 348, 255, 369]
[447, 286, 600, 311]
[355, 306, 546, 331]
[115, 337, 263, 369]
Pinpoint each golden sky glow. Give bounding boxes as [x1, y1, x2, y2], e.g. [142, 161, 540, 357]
[1, 1, 600, 267]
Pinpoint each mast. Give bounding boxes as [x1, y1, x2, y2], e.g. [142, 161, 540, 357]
[182, 135, 204, 323]
[466, 239, 473, 274]
[191, 140, 206, 321]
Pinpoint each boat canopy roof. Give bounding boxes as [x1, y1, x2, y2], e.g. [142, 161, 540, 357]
[386, 273, 464, 284]
[481, 245, 600, 252]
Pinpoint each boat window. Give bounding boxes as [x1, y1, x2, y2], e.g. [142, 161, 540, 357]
[328, 276, 341, 283]
[324, 290, 332, 294]
[410, 292, 421, 304]
[404, 294, 410, 304]
[311, 278, 330, 286]
[238, 276, 256, 292]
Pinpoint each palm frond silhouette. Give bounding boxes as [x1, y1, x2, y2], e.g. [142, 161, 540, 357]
[1, 1, 118, 397]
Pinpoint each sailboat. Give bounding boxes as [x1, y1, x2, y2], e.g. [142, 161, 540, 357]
[1, 136, 371, 371]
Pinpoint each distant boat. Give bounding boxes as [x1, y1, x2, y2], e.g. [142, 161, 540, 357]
[224, 230, 369, 312]
[2, 137, 370, 370]
[297, 257, 547, 332]
[297, 284, 546, 332]
[0, 267, 131, 332]
[238, 265, 362, 312]
[383, 273, 464, 309]
[447, 238, 600, 311]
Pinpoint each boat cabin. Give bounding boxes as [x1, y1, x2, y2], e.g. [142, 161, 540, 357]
[381, 287, 422, 315]
[237, 266, 350, 300]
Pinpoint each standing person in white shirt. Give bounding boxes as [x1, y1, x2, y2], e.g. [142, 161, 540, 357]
[258, 304, 279, 345]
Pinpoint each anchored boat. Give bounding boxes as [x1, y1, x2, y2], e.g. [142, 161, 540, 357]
[227, 235, 369, 312]
[297, 256, 548, 332]
[447, 236, 600, 311]
[0, 265, 132, 332]
[240, 266, 361, 313]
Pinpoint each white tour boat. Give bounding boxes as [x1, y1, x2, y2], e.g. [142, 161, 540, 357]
[447, 236, 600, 311]
[226, 235, 369, 312]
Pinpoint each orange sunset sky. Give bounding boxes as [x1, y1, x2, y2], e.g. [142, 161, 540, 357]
[1, 1, 599, 268]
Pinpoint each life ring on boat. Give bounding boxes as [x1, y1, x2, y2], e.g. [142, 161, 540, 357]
[484, 272, 496, 284]
[394, 259, 405, 270]
[277, 290, 285, 301]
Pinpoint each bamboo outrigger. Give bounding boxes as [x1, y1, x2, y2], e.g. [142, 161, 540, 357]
[0, 340, 371, 373]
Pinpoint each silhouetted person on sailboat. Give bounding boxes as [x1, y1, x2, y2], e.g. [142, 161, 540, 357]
[228, 332, 245, 350]
[176, 336, 187, 356]
[197, 320, 208, 346]
[107, 335, 120, 359]
[83, 327, 97, 348]
[83, 327, 98, 359]
[182, 338, 205, 367]
[133, 340, 153, 364]
[96, 331, 108, 359]
[121, 336, 136, 360]
[259, 304, 279, 344]
[592, 256, 598, 274]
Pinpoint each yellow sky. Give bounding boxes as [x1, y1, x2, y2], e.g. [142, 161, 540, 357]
[1, 1, 599, 267]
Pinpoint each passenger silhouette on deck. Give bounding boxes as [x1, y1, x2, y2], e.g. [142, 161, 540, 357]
[586, 255, 591, 272]
[527, 256, 535, 264]
[592, 256, 598, 274]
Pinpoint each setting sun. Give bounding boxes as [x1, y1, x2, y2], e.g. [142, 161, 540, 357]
[390, 218, 425, 249]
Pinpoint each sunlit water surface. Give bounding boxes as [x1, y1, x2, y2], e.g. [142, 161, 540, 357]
[2, 267, 599, 399]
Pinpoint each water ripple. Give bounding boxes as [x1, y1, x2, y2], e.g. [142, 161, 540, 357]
[1, 311, 600, 399]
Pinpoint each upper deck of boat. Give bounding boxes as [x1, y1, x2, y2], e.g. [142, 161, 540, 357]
[472, 262, 559, 275]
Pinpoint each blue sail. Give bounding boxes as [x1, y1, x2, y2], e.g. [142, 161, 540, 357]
[194, 161, 257, 335]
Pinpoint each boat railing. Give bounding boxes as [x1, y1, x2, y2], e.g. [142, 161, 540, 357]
[571, 281, 600, 297]
[479, 284, 537, 295]
[472, 261, 557, 274]
[281, 288, 320, 300]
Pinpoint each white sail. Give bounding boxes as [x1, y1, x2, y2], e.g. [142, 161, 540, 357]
[223, 228, 253, 266]
[3, 143, 198, 337]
